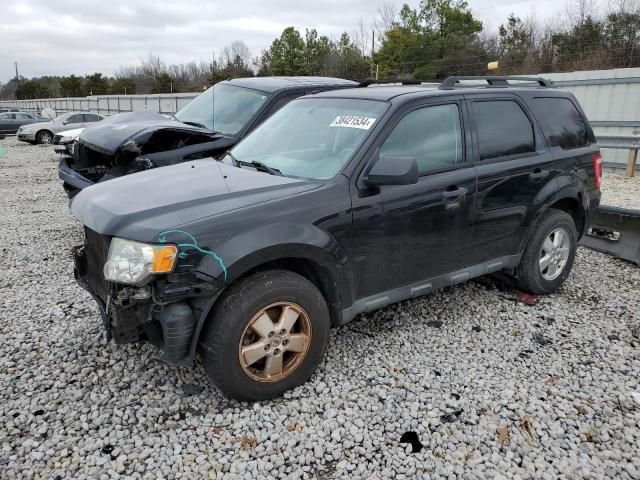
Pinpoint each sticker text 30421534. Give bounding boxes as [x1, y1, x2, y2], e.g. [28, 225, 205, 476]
[330, 116, 376, 130]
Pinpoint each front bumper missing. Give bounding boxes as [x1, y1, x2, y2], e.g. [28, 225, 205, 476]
[73, 245, 216, 365]
[580, 205, 640, 265]
[58, 158, 96, 197]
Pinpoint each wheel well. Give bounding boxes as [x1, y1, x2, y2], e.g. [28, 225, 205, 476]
[234, 258, 342, 325]
[548, 197, 585, 235]
[36, 129, 52, 139]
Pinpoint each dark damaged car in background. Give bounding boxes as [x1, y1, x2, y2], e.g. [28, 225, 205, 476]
[58, 76, 356, 197]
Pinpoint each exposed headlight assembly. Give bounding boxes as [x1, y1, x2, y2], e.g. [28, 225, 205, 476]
[103, 238, 177, 285]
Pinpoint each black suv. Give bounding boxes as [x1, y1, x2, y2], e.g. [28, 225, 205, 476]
[58, 76, 356, 196]
[71, 76, 602, 401]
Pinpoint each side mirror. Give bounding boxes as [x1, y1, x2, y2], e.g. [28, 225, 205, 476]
[363, 154, 419, 187]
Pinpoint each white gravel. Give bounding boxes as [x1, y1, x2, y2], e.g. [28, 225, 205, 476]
[1, 136, 639, 479]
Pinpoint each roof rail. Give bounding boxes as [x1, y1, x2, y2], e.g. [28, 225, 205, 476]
[357, 78, 439, 87]
[439, 76, 553, 90]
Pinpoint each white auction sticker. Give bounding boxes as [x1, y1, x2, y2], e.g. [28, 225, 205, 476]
[330, 115, 376, 130]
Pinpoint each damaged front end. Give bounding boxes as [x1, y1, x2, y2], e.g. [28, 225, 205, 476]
[73, 228, 224, 365]
[58, 111, 232, 196]
[580, 205, 640, 265]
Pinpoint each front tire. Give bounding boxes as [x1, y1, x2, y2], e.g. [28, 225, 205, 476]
[199, 270, 330, 401]
[36, 130, 53, 144]
[514, 209, 577, 294]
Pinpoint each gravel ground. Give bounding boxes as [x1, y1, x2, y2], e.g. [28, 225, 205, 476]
[1, 136, 639, 480]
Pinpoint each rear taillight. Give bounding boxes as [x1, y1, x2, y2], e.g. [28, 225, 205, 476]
[593, 153, 603, 188]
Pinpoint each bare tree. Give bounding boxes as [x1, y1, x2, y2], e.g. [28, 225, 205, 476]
[375, 2, 397, 34]
[564, 0, 599, 26]
[352, 18, 373, 56]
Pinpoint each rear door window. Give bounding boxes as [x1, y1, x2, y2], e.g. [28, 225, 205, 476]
[84, 114, 101, 122]
[66, 114, 85, 124]
[471, 100, 535, 160]
[529, 97, 590, 149]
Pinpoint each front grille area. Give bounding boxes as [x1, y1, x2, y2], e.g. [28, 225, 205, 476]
[84, 227, 111, 302]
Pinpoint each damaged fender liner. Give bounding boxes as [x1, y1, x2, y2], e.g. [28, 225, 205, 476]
[73, 244, 224, 366]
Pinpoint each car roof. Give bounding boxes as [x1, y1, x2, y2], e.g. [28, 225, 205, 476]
[223, 76, 358, 93]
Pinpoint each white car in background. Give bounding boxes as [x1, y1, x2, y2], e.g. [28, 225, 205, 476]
[17, 112, 103, 144]
[53, 128, 84, 156]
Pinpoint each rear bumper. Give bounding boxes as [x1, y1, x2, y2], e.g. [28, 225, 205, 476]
[58, 158, 95, 197]
[579, 205, 640, 265]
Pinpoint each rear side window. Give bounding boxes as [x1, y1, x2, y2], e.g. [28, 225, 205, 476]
[471, 100, 535, 160]
[380, 104, 462, 174]
[530, 97, 590, 149]
[67, 114, 84, 123]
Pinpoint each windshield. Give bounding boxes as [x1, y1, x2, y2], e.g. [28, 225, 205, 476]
[228, 98, 388, 179]
[54, 113, 71, 122]
[174, 83, 270, 135]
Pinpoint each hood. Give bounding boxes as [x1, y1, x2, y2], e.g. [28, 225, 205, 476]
[79, 110, 211, 155]
[71, 159, 320, 240]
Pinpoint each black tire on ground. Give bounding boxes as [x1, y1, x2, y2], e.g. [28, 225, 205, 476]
[199, 270, 330, 401]
[514, 208, 577, 294]
[36, 130, 53, 144]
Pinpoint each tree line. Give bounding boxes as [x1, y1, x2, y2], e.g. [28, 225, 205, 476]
[3, 0, 640, 100]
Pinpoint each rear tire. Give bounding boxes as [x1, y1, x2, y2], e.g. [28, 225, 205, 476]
[199, 270, 330, 401]
[514, 209, 577, 294]
[36, 130, 53, 144]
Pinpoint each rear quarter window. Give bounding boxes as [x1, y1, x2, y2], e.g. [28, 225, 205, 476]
[530, 97, 590, 149]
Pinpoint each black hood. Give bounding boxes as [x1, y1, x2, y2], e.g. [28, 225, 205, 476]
[79, 110, 212, 155]
[71, 159, 320, 240]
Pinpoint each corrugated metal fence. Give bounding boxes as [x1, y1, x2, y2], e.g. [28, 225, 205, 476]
[0, 93, 198, 116]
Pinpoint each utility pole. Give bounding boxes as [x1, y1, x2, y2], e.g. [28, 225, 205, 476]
[371, 30, 375, 78]
[15, 61, 19, 85]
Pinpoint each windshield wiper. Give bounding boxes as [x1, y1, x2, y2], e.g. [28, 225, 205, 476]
[180, 120, 209, 129]
[228, 153, 282, 176]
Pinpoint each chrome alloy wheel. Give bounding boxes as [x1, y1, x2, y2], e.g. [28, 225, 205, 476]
[238, 302, 312, 382]
[39, 131, 53, 144]
[539, 227, 571, 281]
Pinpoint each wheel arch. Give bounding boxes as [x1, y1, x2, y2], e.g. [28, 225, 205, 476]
[183, 229, 354, 364]
[36, 128, 53, 143]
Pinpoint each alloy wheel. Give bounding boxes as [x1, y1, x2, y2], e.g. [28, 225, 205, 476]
[238, 302, 312, 382]
[539, 227, 570, 281]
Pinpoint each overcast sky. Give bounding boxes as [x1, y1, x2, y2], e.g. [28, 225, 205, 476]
[0, 0, 613, 82]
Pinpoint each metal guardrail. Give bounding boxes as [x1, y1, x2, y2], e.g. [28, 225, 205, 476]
[596, 134, 640, 177]
[597, 134, 640, 150]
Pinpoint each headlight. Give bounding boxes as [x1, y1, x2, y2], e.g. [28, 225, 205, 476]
[103, 238, 177, 285]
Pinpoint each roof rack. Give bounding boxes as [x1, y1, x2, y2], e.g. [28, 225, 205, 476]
[357, 78, 439, 88]
[439, 76, 553, 90]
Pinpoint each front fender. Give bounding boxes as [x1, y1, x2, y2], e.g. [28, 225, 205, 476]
[200, 222, 351, 298]
[175, 222, 353, 363]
